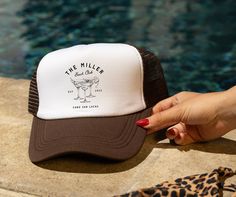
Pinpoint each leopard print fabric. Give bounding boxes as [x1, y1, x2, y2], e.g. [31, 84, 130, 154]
[115, 167, 236, 197]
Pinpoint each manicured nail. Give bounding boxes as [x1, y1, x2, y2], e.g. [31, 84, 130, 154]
[136, 119, 149, 127]
[167, 128, 176, 136]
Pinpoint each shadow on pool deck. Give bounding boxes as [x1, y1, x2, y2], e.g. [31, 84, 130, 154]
[157, 137, 236, 155]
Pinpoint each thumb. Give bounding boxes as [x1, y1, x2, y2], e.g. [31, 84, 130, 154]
[140, 105, 184, 134]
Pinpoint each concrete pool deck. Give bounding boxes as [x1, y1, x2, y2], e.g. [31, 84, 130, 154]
[0, 77, 235, 197]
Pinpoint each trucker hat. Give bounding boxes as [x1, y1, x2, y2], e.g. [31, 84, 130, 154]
[28, 43, 168, 162]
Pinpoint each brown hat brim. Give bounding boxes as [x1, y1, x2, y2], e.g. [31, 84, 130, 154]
[29, 108, 152, 162]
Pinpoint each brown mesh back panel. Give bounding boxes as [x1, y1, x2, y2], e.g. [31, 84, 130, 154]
[28, 47, 168, 115]
[137, 48, 169, 107]
[28, 70, 39, 115]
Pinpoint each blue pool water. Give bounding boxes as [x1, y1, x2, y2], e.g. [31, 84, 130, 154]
[0, 0, 235, 94]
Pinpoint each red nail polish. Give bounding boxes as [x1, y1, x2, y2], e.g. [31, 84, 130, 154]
[136, 119, 149, 127]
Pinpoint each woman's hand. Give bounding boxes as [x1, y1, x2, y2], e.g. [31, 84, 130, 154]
[136, 86, 236, 145]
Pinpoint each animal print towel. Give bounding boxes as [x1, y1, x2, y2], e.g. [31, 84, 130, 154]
[115, 167, 236, 197]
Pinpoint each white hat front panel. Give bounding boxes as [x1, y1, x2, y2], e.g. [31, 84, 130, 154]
[37, 43, 146, 119]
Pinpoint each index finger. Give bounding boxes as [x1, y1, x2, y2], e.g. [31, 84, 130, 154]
[152, 95, 179, 114]
[153, 92, 200, 114]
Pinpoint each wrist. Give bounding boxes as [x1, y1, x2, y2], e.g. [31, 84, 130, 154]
[216, 86, 236, 131]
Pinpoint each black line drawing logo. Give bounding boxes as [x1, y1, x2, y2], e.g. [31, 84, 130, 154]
[70, 76, 99, 103]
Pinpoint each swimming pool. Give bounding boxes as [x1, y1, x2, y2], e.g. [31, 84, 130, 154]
[0, 0, 235, 94]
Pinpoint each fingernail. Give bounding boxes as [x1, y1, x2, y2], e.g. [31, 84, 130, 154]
[136, 119, 149, 127]
[167, 128, 176, 136]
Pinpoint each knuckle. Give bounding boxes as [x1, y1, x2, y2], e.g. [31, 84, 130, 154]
[172, 95, 181, 106]
[171, 105, 182, 122]
[176, 91, 188, 98]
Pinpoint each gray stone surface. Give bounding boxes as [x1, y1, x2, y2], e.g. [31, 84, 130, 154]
[0, 77, 235, 197]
